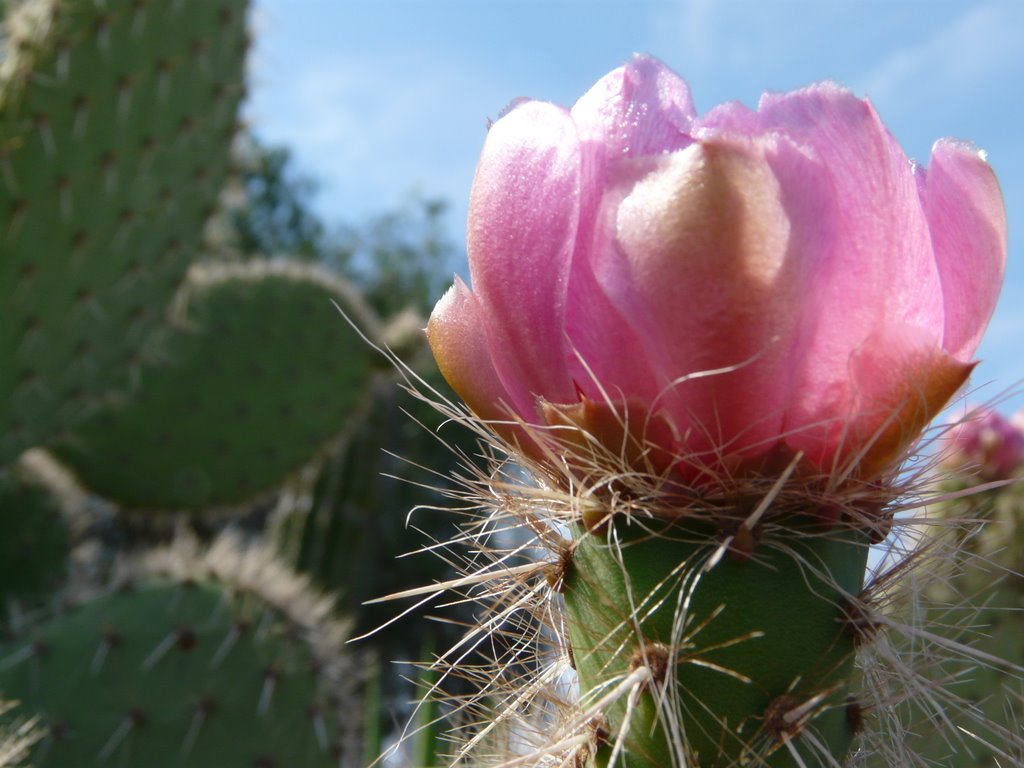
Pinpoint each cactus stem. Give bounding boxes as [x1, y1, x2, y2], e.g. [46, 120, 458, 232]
[376, 364, 1024, 764]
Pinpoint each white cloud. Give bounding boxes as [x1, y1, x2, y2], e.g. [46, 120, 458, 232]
[854, 2, 1022, 108]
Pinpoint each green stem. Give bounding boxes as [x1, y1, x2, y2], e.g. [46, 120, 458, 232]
[562, 514, 869, 768]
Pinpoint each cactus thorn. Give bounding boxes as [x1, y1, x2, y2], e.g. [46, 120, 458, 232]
[629, 641, 672, 690]
[546, 542, 575, 593]
[841, 594, 883, 645]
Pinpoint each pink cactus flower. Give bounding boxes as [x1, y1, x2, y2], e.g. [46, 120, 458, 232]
[943, 408, 1024, 482]
[429, 55, 1007, 484]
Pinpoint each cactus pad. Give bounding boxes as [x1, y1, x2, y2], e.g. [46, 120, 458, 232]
[896, 484, 1024, 766]
[0, 534, 363, 767]
[52, 261, 383, 510]
[563, 516, 869, 768]
[0, 464, 69, 611]
[0, 0, 248, 464]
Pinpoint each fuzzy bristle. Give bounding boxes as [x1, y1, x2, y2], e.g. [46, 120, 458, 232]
[0, 701, 40, 768]
[365, 345, 1024, 767]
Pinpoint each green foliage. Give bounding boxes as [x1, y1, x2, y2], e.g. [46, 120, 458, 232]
[226, 137, 459, 318]
[230, 137, 326, 262]
[52, 262, 384, 511]
[0, 535, 361, 767]
[0, 0, 248, 465]
[0, 0, 468, 758]
[341, 197, 456, 317]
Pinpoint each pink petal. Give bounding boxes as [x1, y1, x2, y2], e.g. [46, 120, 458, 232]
[570, 53, 696, 159]
[942, 407, 1024, 481]
[596, 138, 803, 461]
[467, 100, 582, 412]
[918, 139, 1007, 361]
[427, 277, 523, 422]
[561, 251, 663, 407]
[699, 84, 946, 443]
[540, 396, 677, 476]
[788, 326, 973, 478]
[562, 55, 697, 408]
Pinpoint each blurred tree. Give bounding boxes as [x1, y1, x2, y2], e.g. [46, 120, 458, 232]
[339, 197, 454, 317]
[230, 135, 327, 261]
[230, 133, 480, 755]
[231, 133, 458, 318]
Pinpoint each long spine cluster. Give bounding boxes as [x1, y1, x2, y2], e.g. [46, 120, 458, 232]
[385, 379, 1024, 768]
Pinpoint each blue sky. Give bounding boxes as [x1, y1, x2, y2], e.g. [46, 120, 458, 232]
[247, 0, 1024, 414]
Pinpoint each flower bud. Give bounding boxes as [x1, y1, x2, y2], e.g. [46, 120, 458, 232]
[942, 407, 1024, 481]
[429, 55, 1006, 485]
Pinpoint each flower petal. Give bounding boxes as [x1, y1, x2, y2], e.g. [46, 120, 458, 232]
[427, 277, 522, 423]
[600, 138, 801, 461]
[918, 139, 1007, 360]
[540, 396, 677, 476]
[700, 85, 947, 456]
[570, 53, 696, 159]
[787, 326, 973, 478]
[468, 100, 581, 412]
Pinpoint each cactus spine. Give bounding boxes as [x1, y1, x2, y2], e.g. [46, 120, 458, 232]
[890, 480, 1024, 767]
[398, 402, 1024, 768]
[0, 700, 40, 768]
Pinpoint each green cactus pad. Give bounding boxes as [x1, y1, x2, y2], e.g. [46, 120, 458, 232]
[0, 0, 248, 465]
[0, 534, 362, 767]
[896, 485, 1024, 767]
[273, 364, 481, 642]
[52, 261, 383, 510]
[0, 465, 70, 611]
[563, 515, 869, 768]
